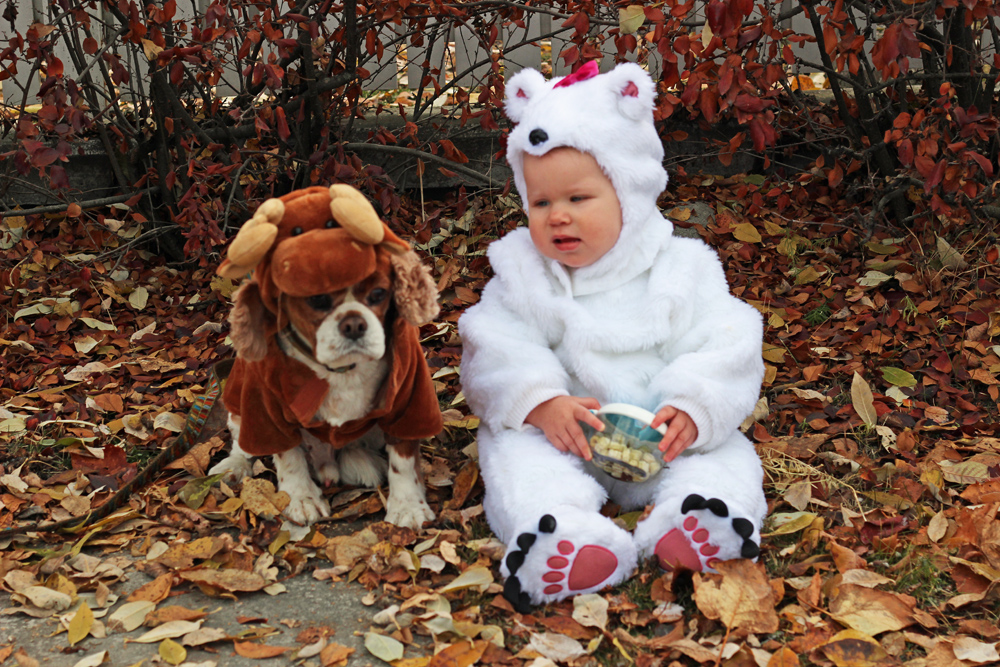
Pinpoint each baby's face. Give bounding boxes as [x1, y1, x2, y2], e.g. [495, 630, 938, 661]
[522, 148, 622, 268]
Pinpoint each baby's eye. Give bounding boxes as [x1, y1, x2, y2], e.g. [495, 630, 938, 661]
[533, 200, 549, 207]
[570, 195, 588, 203]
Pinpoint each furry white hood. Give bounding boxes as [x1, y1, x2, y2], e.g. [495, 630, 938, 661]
[504, 61, 671, 295]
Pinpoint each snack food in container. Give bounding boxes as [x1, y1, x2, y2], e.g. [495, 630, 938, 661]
[580, 403, 667, 482]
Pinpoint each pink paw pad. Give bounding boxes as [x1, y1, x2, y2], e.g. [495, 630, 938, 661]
[655, 516, 721, 572]
[540, 540, 618, 595]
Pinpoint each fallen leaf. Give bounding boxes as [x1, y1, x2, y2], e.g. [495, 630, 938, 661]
[127, 573, 173, 603]
[158, 638, 186, 665]
[733, 222, 762, 243]
[528, 633, 587, 662]
[851, 372, 876, 427]
[133, 620, 203, 643]
[820, 629, 888, 667]
[233, 641, 292, 658]
[693, 560, 779, 636]
[319, 642, 355, 667]
[572, 594, 608, 631]
[828, 584, 915, 636]
[438, 566, 493, 593]
[952, 635, 1000, 663]
[67, 602, 94, 646]
[107, 600, 156, 633]
[179, 569, 269, 593]
[427, 640, 487, 667]
[71, 651, 109, 667]
[364, 632, 405, 662]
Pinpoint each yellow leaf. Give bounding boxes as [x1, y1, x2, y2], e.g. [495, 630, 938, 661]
[159, 638, 187, 666]
[68, 601, 94, 646]
[438, 566, 493, 593]
[763, 512, 818, 536]
[851, 372, 876, 427]
[733, 222, 762, 243]
[618, 5, 645, 34]
[762, 344, 785, 363]
[141, 39, 163, 61]
[794, 265, 822, 285]
[820, 629, 888, 667]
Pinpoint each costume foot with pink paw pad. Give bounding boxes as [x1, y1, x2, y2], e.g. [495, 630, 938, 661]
[502, 514, 630, 613]
[653, 494, 760, 573]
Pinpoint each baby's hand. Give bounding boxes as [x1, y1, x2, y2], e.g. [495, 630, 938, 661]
[525, 396, 604, 460]
[651, 406, 698, 463]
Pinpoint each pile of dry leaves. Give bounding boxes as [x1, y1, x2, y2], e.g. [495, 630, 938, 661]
[1, 171, 999, 667]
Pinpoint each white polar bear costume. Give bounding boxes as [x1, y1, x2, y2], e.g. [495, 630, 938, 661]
[458, 61, 768, 612]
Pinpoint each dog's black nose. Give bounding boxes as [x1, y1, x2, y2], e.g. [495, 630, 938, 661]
[528, 129, 548, 146]
[339, 314, 368, 341]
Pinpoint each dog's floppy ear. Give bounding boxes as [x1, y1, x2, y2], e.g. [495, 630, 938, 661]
[228, 281, 273, 361]
[389, 251, 440, 327]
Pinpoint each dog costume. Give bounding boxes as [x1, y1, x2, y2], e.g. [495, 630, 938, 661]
[458, 62, 767, 611]
[218, 186, 443, 458]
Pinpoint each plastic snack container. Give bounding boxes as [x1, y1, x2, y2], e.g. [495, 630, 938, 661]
[580, 403, 667, 483]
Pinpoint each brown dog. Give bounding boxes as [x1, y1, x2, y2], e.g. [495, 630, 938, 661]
[209, 186, 443, 528]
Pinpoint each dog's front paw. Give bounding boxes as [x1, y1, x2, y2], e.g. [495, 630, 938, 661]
[282, 478, 331, 525]
[209, 454, 254, 485]
[385, 496, 434, 530]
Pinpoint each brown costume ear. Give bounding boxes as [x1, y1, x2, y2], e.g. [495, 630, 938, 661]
[228, 281, 273, 362]
[390, 250, 440, 327]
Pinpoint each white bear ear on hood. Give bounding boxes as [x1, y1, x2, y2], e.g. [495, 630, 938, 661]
[504, 68, 547, 123]
[606, 62, 656, 121]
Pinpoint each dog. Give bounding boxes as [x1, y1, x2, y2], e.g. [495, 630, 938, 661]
[208, 185, 443, 529]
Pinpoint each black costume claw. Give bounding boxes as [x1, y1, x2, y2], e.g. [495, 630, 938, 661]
[681, 493, 707, 513]
[517, 533, 537, 552]
[741, 540, 761, 559]
[539, 514, 557, 533]
[503, 576, 532, 613]
[732, 517, 754, 539]
[506, 550, 525, 574]
[705, 498, 729, 517]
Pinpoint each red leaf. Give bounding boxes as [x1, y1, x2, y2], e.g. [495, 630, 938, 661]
[83, 37, 98, 55]
[276, 107, 290, 142]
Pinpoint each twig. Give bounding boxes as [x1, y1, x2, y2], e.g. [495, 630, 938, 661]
[0, 188, 155, 217]
[342, 142, 497, 186]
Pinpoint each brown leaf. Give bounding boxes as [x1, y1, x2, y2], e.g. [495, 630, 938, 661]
[153, 536, 226, 569]
[319, 643, 355, 667]
[127, 573, 173, 604]
[233, 641, 293, 658]
[179, 568, 269, 593]
[767, 646, 799, 667]
[444, 461, 479, 510]
[692, 560, 779, 636]
[240, 478, 290, 519]
[820, 629, 888, 667]
[427, 640, 488, 667]
[143, 605, 209, 627]
[828, 584, 915, 636]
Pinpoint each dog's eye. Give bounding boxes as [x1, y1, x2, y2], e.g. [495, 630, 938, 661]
[325, 220, 336, 229]
[291, 226, 304, 236]
[306, 294, 333, 311]
[367, 288, 388, 306]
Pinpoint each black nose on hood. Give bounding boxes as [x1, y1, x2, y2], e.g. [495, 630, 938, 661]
[528, 129, 548, 146]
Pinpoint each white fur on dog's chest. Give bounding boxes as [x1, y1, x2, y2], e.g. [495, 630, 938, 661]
[314, 358, 390, 427]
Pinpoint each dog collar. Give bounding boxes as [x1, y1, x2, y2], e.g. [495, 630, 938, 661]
[281, 327, 357, 374]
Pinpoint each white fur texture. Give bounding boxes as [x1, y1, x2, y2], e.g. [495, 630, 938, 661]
[384, 445, 434, 528]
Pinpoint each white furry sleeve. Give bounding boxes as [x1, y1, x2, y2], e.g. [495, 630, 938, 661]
[648, 240, 765, 452]
[458, 279, 570, 433]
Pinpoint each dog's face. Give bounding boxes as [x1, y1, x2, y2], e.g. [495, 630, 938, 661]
[283, 267, 394, 368]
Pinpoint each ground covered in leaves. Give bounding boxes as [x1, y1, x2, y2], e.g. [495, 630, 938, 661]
[1, 171, 999, 667]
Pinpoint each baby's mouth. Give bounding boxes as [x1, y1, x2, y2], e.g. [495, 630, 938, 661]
[553, 236, 580, 248]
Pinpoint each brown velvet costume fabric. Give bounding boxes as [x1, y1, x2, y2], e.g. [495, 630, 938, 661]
[220, 186, 443, 457]
[224, 319, 442, 456]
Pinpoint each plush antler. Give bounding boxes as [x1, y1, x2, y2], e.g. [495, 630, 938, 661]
[218, 198, 285, 279]
[329, 184, 385, 245]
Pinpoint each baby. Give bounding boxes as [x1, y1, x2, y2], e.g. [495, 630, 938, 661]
[458, 62, 767, 612]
